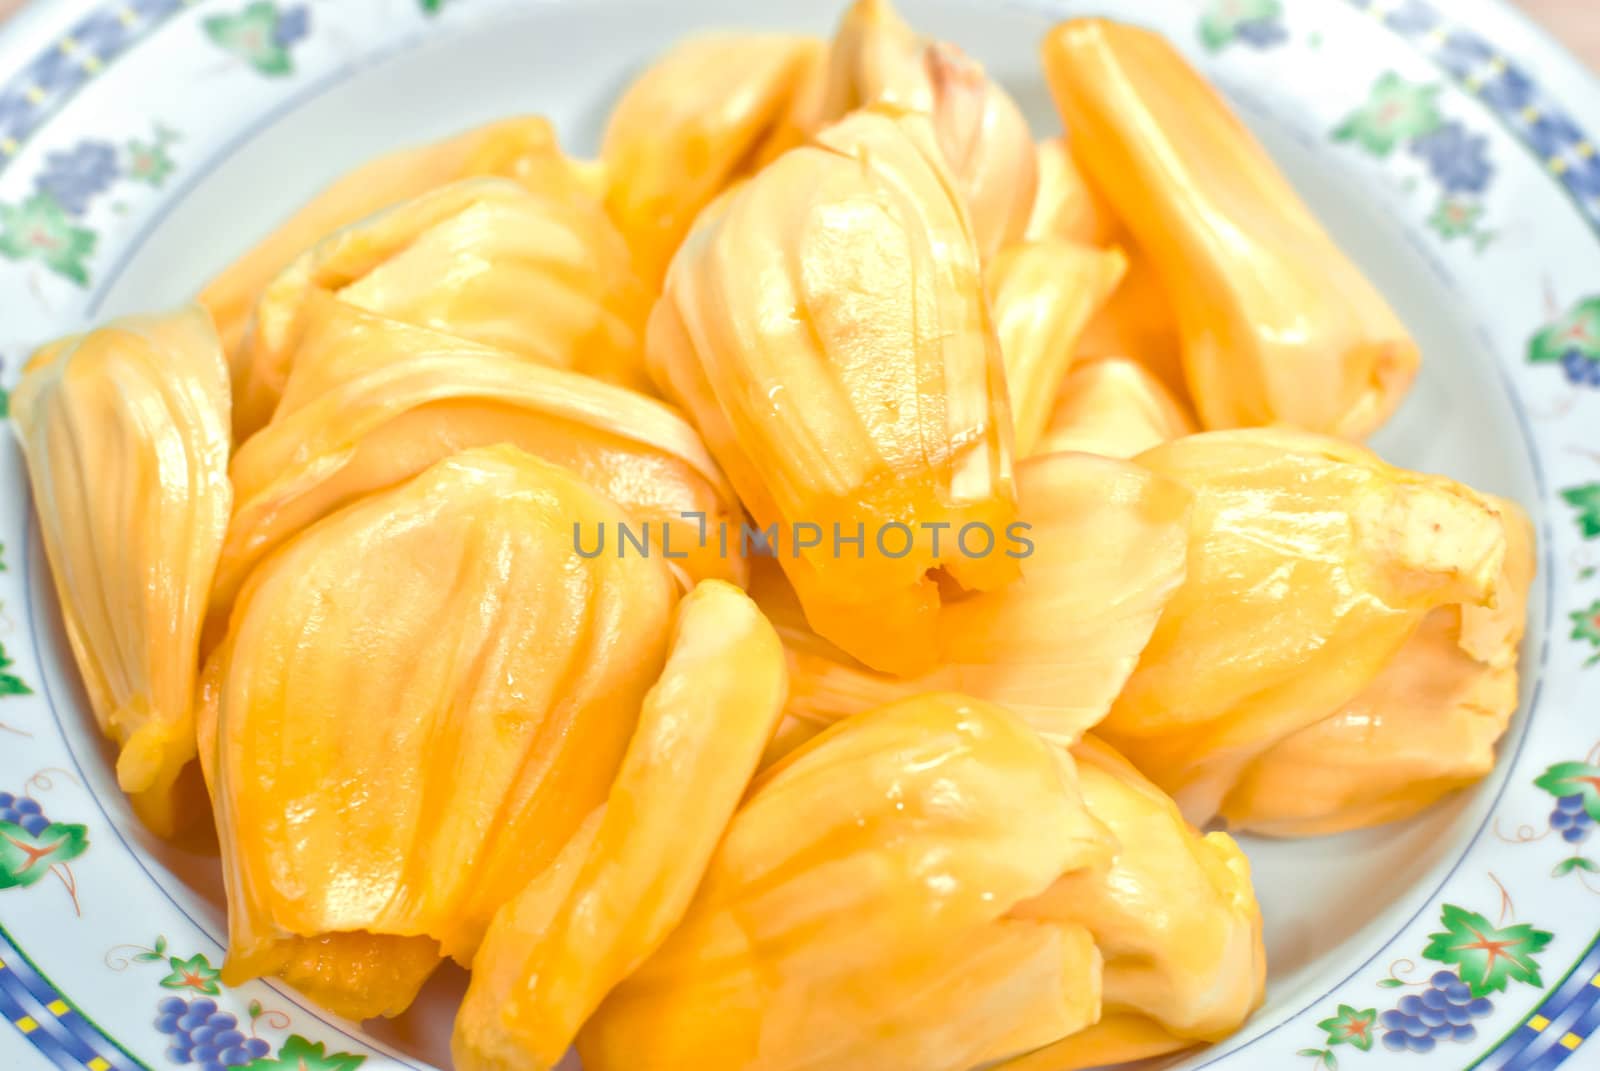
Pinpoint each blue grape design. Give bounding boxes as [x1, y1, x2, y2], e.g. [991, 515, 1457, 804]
[1550, 793, 1594, 845]
[1380, 970, 1493, 1052]
[0, 792, 52, 837]
[152, 998, 268, 1070]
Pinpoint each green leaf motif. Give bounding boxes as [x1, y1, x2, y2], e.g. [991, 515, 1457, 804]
[1535, 762, 1600, 822]
[1571, 600, 1600, 667]
[1562, 484, 1600, 540]
[1376, 977, 1405, 988]
[123, 138, 175, 187]
[0, 641, 30, 697]
[159, 953, 222, 995]
[1554, 856, 1600, 877]
[1530, 297, 1600, 365]
[1316, 1004, 1377, 1051]
[1333, 73, 1443, 156]
[1429, 196, 1484, 241]
[1198, 0, 1282, 52]
[204, 2, 293, 77]
[1422, 905, 1552, 996]
[0, 822, 88, 888]
[247, 1035, 367, 1071]
[0, 193, 96, 285]
[420, 0, 443, 11]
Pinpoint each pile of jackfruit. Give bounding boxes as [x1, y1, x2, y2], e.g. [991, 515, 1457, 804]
[10, 4, 1534, 1069]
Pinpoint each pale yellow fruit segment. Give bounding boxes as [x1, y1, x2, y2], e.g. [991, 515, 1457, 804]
[813, 0, 1037, 259]
[234, 176, 650, 437]
[198, 446, 677, 1019]
[1222, 499, 1536, 836]
[1037, 357, 1197, 459]
[602, 32, 823, 286]
[1100, 428, 1510, 823]
[648, 105, 1017, 675]
[210, 298, 741, 630]
[577, 694, 1114, 1071]
[199, 116, 577, 361]
[985, 240, 1128, 456]
[12, 307, 231, 837]
[452, 580, 788, 1071]
[1043, 19, 1418, 438]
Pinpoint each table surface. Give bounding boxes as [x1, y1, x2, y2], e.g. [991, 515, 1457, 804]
[0, 0, 1592, 69]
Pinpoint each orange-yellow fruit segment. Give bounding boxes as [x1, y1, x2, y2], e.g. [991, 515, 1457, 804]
[748, 452, 1189, 744]
[1074, 244, 1188, 398]
[1042, 19, 1418, 438]
[1099, 428, 1510, 823]
[985, 239, 1128, 455]
[233, 175, 648, 436]
[1014, 736, 1265, 1056]
[577, 694, 1113, 1071]
[997, 1012, 1200, 1071]
[602, 32, 822, 286]
[648, 104, 1017, 675]
[210, 300, 741, 627]
[451, 580, 788, 1071]
[1026, 137, 1119, 246]
[12, 307, 231, 838]
[1037, 357, 1197, 459]
[199, 116, 574, 361]
[813, 0, 1037, 259]
[199, 446, 677, 1017]
[1222, 498, 1535, 836]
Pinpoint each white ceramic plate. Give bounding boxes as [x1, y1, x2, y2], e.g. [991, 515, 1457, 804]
[1, 0, 1598, 1068]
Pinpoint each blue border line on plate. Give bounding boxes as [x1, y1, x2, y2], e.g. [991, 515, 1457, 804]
[1341, 0, 1600, 237]
[0, 0, 195, 177]
[0, 923, 148, 1071]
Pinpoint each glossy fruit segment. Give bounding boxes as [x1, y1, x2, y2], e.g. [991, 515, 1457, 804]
[1073, 246, 1188, 398]
[211, 299, 741, 626]
[12, 307, 231, 837]
[1037, 357, 1196, 459]
[577, 693, 1114, 1071]
[602, 32, 822, 286]
[1042, 19, 1419, 438]
[814, 0, 1036, 259]
[234, 175, 649, 436]
[198, 446, 677, 1017]
[200, 116, 576, 360]
[985, 239, 1127, 456]
[1100, 429, 1510, 823]
[1008, 736, 1265, 1069]
[648, 105, 1017, 675]
[1222, 498, 1536, 836]
[452, 580, 788, 1071]
[749, 452, 1189, 744]
[1025, 137, 1118, 246]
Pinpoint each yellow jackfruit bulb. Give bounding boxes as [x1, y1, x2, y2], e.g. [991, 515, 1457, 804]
[578, 693, 1115, 1071]
[233, 176, 650, 437]
[197, 446, 677, 1018]
[453, 580, 789, 1071]
[1099, 428, 1510, 823]
[1042, 19, 1419, 438]
[1007, 736, 1265, 1070]
[12, 307, 231, 838]
[1221, 498, 1535, 836]
[1026, 137, 1119, 246]
[602, 32, 823, 286]
[1037, 357, 1197, 459]
[816, 0, 1037, 258]
[210, 299, 741, 629]
[1074, 244, 1188, 398]
[648, 104, 1017, 675]
[200, 116, 574, 360]
[749, 451, 1189, 744]
[985, 239, 1127, 455]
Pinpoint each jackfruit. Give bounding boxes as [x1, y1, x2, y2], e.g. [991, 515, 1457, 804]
[1043, 19, 1418, 437]
[1037, 357, 1196, 459]
[577, 693, 1114, 1071]
[232, 176, 650, 437]
[12, 307, 231, 837]
[452, 580, 788, 1071]
[648, 104, 1016, 675]
[1098, 428, 1510, 823]
[197, 446, 677, 1018]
